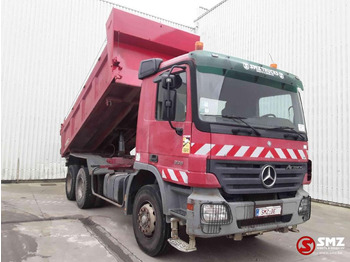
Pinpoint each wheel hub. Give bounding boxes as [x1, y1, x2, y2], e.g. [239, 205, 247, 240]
[138, 203, 156, 236]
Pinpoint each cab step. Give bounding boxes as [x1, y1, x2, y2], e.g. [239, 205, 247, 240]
[168, 218, 197, 253]
[168, 238, 197, 252]
[169, 208, 187, 220]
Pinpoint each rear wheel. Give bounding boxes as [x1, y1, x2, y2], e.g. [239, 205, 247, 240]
[75, 167, 96, 209]
[132, 185, 170, 256]
[65, 165, 79, 201]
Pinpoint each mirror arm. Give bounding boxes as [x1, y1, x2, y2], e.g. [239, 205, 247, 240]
[166, 65, 186, 78]
[168, 119, 183, 136]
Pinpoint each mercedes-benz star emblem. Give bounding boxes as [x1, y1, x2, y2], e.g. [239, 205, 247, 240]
[260, 165, 277, 188]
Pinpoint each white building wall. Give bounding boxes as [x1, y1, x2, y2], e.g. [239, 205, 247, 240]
[196, 0, 350, 205]
[2, 0, 349, 206]
[1, 0, 194, 180]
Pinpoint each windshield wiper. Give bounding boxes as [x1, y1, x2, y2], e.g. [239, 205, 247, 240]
[202, 114, 261, 136]
[222, 115, 261, 136]
[269, 126, 305, 140]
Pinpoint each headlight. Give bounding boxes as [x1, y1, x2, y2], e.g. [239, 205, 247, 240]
[298, 196, 311, 221]
[200, 203, 232, 234]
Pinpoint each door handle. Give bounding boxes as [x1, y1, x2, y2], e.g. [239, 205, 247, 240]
[150, 154, 158, 163]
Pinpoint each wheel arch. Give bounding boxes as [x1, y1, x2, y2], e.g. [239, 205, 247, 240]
[66, 154, 87, 167]
[125, 163, 168, 215]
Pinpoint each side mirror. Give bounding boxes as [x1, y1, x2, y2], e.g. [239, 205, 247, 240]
[159, 66, 185, 136]
[162, 89, 177, 121]
[161, 74, 181, 121]
[138, 58, 163, 79]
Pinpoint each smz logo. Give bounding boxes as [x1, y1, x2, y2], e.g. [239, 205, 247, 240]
[317, 237, 345, 249]
[297, 236, 316, 255]
[297, 236, 345, 255]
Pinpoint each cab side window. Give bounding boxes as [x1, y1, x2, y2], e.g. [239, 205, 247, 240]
[156, 71, 187, 122]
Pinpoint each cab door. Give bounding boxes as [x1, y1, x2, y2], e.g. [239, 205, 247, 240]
[148, 64, 192, 185]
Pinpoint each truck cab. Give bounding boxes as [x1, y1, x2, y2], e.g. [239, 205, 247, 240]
[135, 49, 311, 240]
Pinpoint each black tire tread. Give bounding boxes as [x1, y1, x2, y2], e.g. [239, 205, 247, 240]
[65, 165, 79, 201]
[75, 167, 96, 209]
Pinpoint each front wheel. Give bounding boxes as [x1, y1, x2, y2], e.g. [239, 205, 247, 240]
[132, 185, 170, 256]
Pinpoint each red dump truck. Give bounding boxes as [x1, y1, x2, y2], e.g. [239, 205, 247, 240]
[60, 8, 312, 256]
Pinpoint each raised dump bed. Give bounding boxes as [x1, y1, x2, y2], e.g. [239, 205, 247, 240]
[60, 8, 199, 157]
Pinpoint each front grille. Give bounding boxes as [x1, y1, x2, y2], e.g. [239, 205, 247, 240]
[207, 160, 306, 195]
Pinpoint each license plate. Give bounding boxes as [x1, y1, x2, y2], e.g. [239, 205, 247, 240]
[255, 205, 282, 217]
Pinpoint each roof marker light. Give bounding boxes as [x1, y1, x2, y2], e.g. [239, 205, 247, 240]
[195, 41, 204, 50]
[270, 63, 278, 68]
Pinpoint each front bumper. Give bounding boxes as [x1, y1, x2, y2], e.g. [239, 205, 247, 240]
[186, 187, 310, 238]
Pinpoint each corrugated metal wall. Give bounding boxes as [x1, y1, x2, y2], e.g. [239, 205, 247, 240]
[1, 0, 194, 180]
[2, 0, 349, 205]
[196, 0, 350, 205]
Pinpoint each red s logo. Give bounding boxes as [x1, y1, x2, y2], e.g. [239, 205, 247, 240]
[296, 236, 316, 255]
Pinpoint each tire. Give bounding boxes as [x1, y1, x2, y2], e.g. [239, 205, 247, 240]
[132, 185, 170, 257]
[65, 165, 79, 201]
[75, 167, 96, 209]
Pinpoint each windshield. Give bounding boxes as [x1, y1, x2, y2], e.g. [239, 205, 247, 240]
[196, 68, 307, 138]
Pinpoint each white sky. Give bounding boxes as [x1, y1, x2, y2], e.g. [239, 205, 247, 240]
[106, 0, 222, 27]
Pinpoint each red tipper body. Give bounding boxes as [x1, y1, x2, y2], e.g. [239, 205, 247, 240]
[60, 8, 199, 157]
